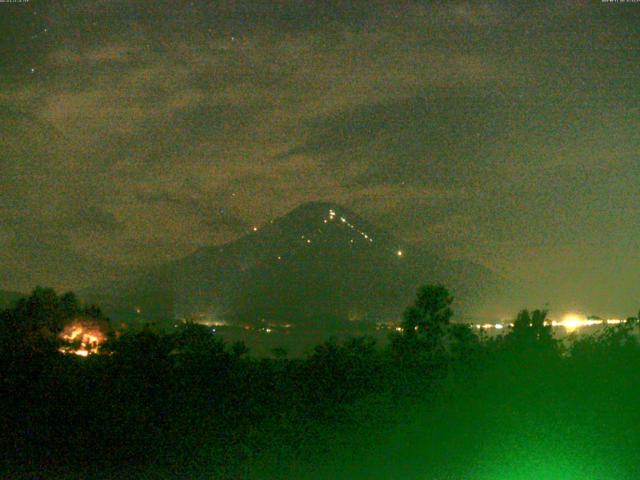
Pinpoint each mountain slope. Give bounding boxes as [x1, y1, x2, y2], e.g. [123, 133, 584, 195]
[83, 202, 504, 325]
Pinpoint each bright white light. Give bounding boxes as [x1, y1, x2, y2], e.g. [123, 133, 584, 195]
[397, 250, 403, 257]
[561, 313, 587, 332]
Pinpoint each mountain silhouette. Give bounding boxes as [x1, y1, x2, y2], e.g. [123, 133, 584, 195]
[82, 202, 503, 326]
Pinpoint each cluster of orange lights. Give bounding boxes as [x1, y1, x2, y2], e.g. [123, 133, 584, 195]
[58, 321, 106, 357]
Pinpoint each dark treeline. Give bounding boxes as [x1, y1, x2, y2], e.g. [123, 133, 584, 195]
[2, 286, 640, 479]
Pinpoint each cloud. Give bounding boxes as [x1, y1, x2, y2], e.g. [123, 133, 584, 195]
[66, 206, 125, 234]
[134, 189, 249, 233]
[1, 0, 639, 314]
[281, 93, 520, 188]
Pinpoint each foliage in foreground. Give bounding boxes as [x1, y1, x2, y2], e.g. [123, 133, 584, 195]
[1, 286, 640, 479]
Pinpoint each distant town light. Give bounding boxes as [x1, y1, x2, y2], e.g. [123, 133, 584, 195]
[561, 313, 585, 332]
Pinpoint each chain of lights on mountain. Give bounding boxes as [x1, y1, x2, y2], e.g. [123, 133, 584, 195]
[254, 208, 404, 261]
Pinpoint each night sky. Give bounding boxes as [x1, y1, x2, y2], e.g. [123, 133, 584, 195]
[1, 1, 639, 315]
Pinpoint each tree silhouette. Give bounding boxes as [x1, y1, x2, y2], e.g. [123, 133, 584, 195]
[170, 322, 226, 357]
[510, 309, 552, 342]
[60, 291, 80, 319]
[84, 304, 107, 320]
[0, 287, 87, 352]
[391, 285, 459, 382]
[401, 284, 453, 335]
[271, 346, 288, 359]
[505, 309, 559, 360]
[231, 340, 250, 358]
[448, 322, 480, 366]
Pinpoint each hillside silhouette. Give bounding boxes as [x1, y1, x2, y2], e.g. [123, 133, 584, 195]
[82, 202, 503, 326]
